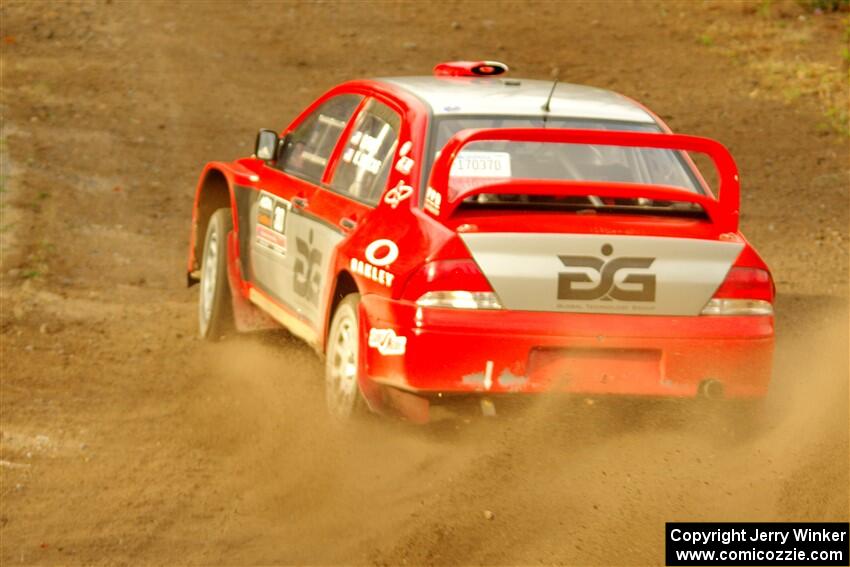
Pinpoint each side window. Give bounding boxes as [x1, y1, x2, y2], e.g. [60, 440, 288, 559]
[277, 94, 362, 183]
[330, 99, 400, 205]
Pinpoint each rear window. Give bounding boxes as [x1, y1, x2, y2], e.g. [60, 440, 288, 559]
[424, 117, 706, 214]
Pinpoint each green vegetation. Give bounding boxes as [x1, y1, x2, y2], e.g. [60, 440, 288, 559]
[701, 6, 849, 137]
[798, 0, 850, 12]
[20, 239, 54, 281]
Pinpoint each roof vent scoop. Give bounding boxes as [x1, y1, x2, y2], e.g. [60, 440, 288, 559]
[433, 60, 509, 77]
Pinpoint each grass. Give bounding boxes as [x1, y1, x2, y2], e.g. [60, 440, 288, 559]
[18, 239, 54, 281]
[797, 0, 850, 12]
[843, 16, 850, 64]
[700, 5, 850, 136]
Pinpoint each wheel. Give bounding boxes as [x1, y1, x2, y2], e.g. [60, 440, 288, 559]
[198, 208, 234, 341]
[325, 293, 367, 420]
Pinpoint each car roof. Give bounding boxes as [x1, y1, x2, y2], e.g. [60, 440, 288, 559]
[378, 76, 657, 124]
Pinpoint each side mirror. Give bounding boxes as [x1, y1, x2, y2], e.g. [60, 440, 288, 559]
[255, 128, 280, 162]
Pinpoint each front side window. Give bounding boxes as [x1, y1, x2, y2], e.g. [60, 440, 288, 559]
[330, 99, 400, 205]
[277, 94, 362, 183]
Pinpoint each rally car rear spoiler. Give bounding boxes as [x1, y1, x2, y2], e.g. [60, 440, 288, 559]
[427, 128, 740, 233]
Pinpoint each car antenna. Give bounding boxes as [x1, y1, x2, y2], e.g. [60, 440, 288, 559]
[541, 78, 558, 126]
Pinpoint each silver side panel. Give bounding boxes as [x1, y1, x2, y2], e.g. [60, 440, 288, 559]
[250, 193, 343, 329]
[460, 233, 743, 316]
[283, 214, 344, 328]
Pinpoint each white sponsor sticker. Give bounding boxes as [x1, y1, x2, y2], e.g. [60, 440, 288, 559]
[368, 328, 407, 356]
[450, 151, 511, 178]
[350, 258, 395, 287]
[395, 140, 415, 175]
[342, 130, 383, 174]
[272, 205, 286, 232]
[258, 194, 274, 212]
[256, 224, 287, 256]
[255, 191, 289, 256]
[383, 181, 414, 209]
[364, 239, 399, 267]
[424, 186, 442, 216]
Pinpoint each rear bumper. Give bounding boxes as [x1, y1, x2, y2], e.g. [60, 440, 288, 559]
[359, 295, 774, 403]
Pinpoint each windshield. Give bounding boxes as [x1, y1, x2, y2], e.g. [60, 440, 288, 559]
[423, 117, 706, 212]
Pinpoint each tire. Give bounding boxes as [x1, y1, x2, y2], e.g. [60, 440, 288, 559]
[198, 208, 234, 341]
[325, 293, 367, 420]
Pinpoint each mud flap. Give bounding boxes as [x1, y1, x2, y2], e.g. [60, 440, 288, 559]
[383, 387, 430, 424]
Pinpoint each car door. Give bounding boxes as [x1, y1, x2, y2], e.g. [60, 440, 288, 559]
[310, 97, 402, 246]
[245, 94, 362, 327]
[286, 97, 404, 330]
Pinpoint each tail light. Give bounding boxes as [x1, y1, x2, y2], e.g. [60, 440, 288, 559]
[401, 259, 503, 310]
[701, 267, 774, 315]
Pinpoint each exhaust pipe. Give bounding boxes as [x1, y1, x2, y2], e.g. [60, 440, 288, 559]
[698, 379, 724, 400]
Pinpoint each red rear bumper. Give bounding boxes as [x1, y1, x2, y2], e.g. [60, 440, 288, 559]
[359, 295, 774, 406]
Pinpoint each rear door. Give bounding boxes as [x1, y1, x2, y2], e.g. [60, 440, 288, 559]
[282, 97, 404, 327]
[246, 94, 362, 326]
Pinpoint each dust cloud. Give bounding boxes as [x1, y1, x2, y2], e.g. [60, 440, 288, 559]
[161, 295, 846, 565]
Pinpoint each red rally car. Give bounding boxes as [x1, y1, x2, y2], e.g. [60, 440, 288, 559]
[186, 61, 775, 423]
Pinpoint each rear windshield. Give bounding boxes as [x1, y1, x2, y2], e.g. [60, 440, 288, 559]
[423, 116, 706, 214]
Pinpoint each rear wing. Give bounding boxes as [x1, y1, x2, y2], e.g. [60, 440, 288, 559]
[426, 128, 740, 233]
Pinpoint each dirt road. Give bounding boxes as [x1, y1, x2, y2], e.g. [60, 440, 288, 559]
[1, 1, 848, 564]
